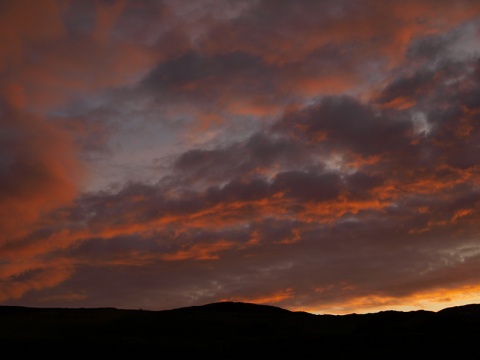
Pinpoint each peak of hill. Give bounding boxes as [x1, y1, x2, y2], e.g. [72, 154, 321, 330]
[172, 301, 293, 314]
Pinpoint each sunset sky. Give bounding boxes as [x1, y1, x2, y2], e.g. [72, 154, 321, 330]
[2, 0, 480, 314]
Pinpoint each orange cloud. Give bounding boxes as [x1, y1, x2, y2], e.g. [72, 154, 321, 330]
[286, 70, 361, 97]
[380, 96, 416, 110]
[161, 240, 235, 261]
[370, 165, 480, 202]
[0, 109, 84, 243]
[0, 0, 156, 112]
[451, 209, 475, 223]
[276, 228, 302, 245]
[298, 197, 389, 224]
[0, 0, 64, 71]
[0, 264, 74, 303]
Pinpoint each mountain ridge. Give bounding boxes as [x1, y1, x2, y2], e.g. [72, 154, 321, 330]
[2, 301, 480, 358]
[2, 300, 479, 315]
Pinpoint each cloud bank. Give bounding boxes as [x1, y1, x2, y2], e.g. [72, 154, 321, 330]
[1, 0, 480, 314]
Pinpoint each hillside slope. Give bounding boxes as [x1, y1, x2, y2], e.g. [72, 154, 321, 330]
[2, 302, 480, 358]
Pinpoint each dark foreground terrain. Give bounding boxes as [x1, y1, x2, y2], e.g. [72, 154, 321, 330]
[2, 301, 480, 359]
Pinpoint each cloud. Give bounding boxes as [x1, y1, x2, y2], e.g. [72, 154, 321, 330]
[0, 0, 64, 72]
[6, 49, 480, 305]
[2, 0, 480, 314]
[0, 103, 83, 243]
[0, 0, 157, 112]
[0, 262, 74, 303]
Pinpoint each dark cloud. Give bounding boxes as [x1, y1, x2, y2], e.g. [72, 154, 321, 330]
[375, 70, 436, 106]
[274, 96, 413, 157]
[173, 133, 305, 186]
[62, 0, 97, 38]
[141, 50, 284, 113]
[271, 171, 341, 202]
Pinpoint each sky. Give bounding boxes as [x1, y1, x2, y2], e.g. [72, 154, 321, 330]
[1, 0, 480, 315]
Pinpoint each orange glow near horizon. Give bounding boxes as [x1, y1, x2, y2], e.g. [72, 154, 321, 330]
[300, 284, 480, 315]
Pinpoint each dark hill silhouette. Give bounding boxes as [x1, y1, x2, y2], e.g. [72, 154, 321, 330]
[2, 302, 480, 359]
[173, 300, 292, 314]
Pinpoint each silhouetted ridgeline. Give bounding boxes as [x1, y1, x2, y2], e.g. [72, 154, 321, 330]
[2, 302, 480, 359]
